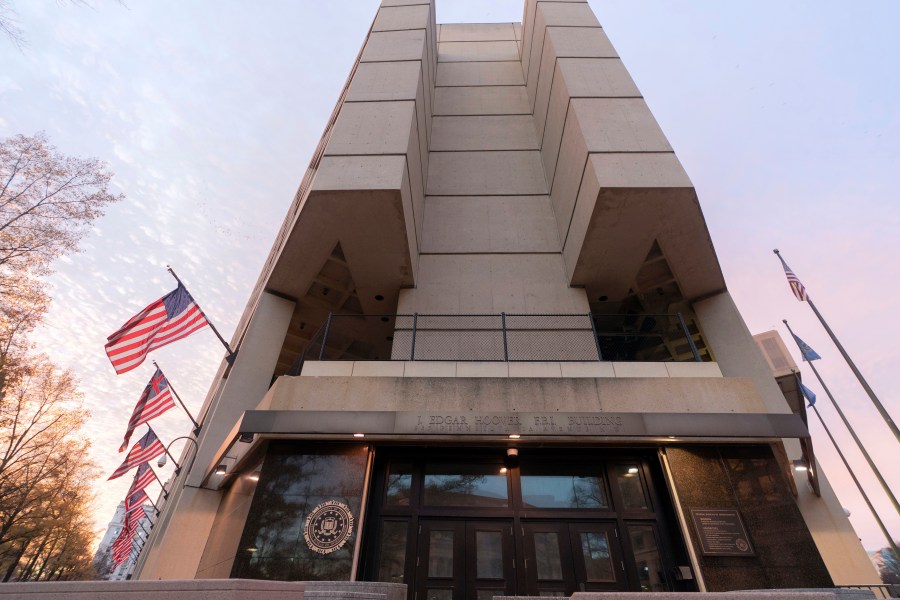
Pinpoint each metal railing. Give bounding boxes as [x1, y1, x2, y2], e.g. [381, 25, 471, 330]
[287, 312, 703, 375]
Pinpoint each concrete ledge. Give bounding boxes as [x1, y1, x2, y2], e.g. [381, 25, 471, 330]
[304, 582, 406, 600]
[301, 361, 722, 379]
[0, 581, 409, 600]
[0, 579, 306, 599]
[497, 592, 874, 600]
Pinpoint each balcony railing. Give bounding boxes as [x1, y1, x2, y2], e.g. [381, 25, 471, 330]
[287, 312, 703, 376]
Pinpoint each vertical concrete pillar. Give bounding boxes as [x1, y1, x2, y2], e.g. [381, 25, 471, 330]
[693, 291, 790, 414]
[137, 291, 295, 579]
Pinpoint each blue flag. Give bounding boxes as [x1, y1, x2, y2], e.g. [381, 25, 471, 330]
[791, 333, 821, 362]
[800, 382, 817, 406]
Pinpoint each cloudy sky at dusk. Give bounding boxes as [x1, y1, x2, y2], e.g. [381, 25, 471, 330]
[3, 0, 898, 554]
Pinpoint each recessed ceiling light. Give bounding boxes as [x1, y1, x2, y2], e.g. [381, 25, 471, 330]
[508, 434, 521, 439]
[353, 433, 365, 438]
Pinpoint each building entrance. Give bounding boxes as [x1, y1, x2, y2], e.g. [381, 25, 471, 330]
[361, 447, 691, 598]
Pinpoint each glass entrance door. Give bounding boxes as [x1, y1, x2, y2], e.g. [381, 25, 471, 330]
[522, 522, 627, 596]
[415, 520, 516, 600]
[363, 448, 690, 598]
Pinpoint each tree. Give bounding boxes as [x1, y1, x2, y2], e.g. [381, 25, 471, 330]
[1, 132, 123, 275]
[0, 132, 122, 400]
[0, 354, 98, 581]
[0, 132, 121, 581]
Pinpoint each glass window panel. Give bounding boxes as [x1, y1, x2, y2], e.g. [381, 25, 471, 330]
[428, 530, 455, 578]
[532, 532, 563, 581]
[231, 444, 367, 581]
[580, 532, 614, 582]
[614, 464, 648, 509]
[385, 462, 412, 506]
[477, 590, 504, 600]
[426, 589, 453, 600]
[475, 531, 503, 579]
[377, 521, 408, 583]
[628, 524, 667, 592]
[423, 463, 508, 507]
[520, 465, 607, 508]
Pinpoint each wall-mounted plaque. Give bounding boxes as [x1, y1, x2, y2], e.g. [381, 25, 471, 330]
[689, 508, 754, 557]
[304, 500, 355, 555]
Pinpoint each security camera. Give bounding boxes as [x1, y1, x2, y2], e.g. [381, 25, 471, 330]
[504, 448, 519, 469]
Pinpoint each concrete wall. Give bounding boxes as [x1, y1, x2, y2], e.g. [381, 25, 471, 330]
[269, 370, 767, 416]
[403, 18, 590, 320]
[137, 292, 294, 579]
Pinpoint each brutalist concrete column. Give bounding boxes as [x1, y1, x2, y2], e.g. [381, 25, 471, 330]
[524, 0, 724, 304]
[136, 292, 294, 579]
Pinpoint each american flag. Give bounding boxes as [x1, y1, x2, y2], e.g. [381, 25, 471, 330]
[777, 253, 809, 301]
[124, 489, 149, 514]
[109, 429, 165, 480]
[111, 527, 136, 565]
[128, 462, 157, 495]
[125, 505, 148, 531]
[120, 369, 176, 451]
[105, 283, 209, 375]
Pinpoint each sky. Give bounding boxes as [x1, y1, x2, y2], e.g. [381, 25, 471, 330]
[2, 0, 899, 555]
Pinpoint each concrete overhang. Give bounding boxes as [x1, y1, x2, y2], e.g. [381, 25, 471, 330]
[202, 407, 810, 490]
[564, 154, 726, 303]
[267, 157, 417, 308]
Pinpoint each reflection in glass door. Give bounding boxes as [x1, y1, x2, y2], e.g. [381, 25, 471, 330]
[522, 522, 626, 595]
[414, 520, 515, 600]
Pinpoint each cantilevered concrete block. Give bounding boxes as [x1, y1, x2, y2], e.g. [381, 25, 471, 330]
[427, 151, 548, 196]
[422, 195, 560, 253]
[436, 61, 524, 86]
[434, 86, 530, 115]
[362, 30, 427, 62]
[533, 27, 620, 136]
[561, 152, 725, 302]
[373, 5, 430, 32]
[525, 3, 601, 107]
[347, 62, 422, 101]
[438, 41, 520, 62]
[440, 23, 516, 42]
[540, 59, 640, 184]
[570, 98, 672, 152]
[325, 101, 417, 156]
[430, 115, 538, 150]
[549, 97, 672, 245]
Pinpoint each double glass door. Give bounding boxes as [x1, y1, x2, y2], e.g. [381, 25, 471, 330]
[365, 448, 684, 599]
[522, 522, 626, 596]
[416, 520, 515, 600]
[414, 519, 628, 600]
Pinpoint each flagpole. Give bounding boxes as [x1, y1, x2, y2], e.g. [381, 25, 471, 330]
[804, 295, 900, 442]
[152, 361, 201, 434]
[794, 373, 900, 562]
[775, 249, 900, 442]
[147, 425, 179, 466]
[148, 464, 167, 491]
[784, 320, 900, 516]
[166, 265, 237, 364]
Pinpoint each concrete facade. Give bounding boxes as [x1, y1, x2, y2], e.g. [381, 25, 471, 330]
[133, 0, 881, 595]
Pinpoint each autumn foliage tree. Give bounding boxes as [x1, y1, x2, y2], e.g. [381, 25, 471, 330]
[1, 132, 122, 398]
[0, 132, 123, 580]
